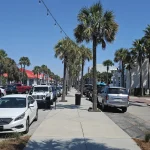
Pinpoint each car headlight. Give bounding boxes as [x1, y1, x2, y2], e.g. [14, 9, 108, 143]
[15, 113, 25, 121]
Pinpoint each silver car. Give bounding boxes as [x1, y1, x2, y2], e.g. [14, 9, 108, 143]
[98, 86, 129, 112]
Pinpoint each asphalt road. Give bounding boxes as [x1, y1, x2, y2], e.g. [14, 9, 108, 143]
[101, 102, 150, 140]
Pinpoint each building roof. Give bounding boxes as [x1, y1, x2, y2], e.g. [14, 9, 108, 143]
[3, 69, 53, 80]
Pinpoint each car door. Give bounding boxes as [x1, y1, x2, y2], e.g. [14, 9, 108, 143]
[28, 96, 37, 122]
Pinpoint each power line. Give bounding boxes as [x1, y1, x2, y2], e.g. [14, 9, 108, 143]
[38, 0, 70, 39]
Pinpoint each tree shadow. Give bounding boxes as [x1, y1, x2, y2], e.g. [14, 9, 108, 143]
[25, 138, 128, 150]
[55, 104, 87, 110]
[97, 104, 123, 114]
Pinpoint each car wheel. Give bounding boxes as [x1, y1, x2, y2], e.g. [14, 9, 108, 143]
[122, 107, 127, 113]
[24, 118, 29, 134]
[34, 110, 38, 121]
[1, 93, 4, 97]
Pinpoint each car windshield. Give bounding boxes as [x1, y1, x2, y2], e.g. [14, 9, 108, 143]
[0, 97, 26, 108]
[34, 87, 48, 92]
[108, 88, 128, 94]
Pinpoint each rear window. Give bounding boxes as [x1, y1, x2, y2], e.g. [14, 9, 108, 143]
[108, 88, 128, 94]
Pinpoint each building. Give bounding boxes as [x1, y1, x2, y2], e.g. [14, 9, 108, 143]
[89, 64, 117, 73]
[126, 59, 149, 92]
[3, 69, 53, 86]
[87, 64, 117, 84]
[112, 59, 149, 93]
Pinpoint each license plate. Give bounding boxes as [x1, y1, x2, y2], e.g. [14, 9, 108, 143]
[0, 126, 3, 131]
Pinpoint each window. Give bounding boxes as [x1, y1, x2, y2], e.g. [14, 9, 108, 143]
[108, 88, 127, 94]
[28, 96, 35, 104]
[0, 97, 26, 108]
[33, 87, 48, 92]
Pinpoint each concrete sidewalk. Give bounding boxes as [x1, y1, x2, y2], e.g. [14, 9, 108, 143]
[24, 89, 140, 150]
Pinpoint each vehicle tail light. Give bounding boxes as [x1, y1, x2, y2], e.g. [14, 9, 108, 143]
[106, 95, 109, 100]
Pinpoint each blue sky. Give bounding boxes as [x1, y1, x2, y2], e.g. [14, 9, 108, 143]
[0, 0, 150, 77]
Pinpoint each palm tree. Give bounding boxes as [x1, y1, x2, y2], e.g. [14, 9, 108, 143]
[74, 2, 118, 111]
[19, 57, 31, 84]
[125, 52, 134, 94]
[54, 38, 78, 101]
[0, 49, 7, 85]
[131, 39, 146, 96]
[4, 57, 20, 83]
[114, 48, 128, 87]
[33, 66, 41, 85]
[79, 45, 92, 97]
[143, 25, 150, 91]
[40, 65, 48, 84]
[103, 60, 114, 84]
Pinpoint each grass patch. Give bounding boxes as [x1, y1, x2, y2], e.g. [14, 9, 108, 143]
[0, 135, 30, 150]
[134, 138, 150, 150]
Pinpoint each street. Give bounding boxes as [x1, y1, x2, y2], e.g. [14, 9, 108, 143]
[102, 101, 150, 140]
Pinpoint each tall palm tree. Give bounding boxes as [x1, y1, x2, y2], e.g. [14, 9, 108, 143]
[114, 48, 128, 87]
[4, 57, 20, 82]
[33, 66, 41, 85]
[0, 49, 7, 85]
[79, 45, 92, 97]
[54, 38, 78, 101]
[131, 39, 146, 96]
[40, 65, 48, 84]
[125, 51, 134, 94]
[143, 25, 150, 91]
[103, 60, 114, 84]
[74, 2, 118, 111]
[19, 57, 31, 84]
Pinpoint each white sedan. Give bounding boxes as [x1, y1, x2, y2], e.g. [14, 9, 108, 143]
[0, 94, 38, 134]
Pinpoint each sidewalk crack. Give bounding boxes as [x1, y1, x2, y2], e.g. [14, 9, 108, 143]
[77, 108, 88, 150]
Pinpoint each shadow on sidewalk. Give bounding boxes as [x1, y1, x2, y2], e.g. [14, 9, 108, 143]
[25, 138, 127, 150]
[56, 104, 87, 110]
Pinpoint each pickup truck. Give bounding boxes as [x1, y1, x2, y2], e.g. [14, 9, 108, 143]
[6, 83, 31, 94]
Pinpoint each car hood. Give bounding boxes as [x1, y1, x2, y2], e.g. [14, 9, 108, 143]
[32, 92, 49, 95]
[0, 108, 27, 118]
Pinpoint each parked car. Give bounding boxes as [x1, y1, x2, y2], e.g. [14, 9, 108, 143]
[14, 83, 32, 94]
[98, 86, 129, 112]
[0, 86, 6, 96]
[56, 87, 61, 97]
[83, 84, 93, 95]
[5, 85, 18, 94]
[30, 85, 56, 108]
[0, 94, 38, 133]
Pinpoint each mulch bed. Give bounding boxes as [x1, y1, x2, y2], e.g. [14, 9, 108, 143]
[134, 138, 150, 150]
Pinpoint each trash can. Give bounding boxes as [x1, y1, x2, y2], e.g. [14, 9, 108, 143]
[75, 93, 81, 105]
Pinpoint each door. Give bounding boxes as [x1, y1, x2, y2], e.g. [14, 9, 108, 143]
[28, 96, 37, 122]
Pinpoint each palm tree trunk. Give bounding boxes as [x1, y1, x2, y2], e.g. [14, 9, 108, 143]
[122, 61, 124, 87]
[81, 60, 84, 97]
[23, 65, 25, 84]
[93, 36, 97, 111]
[107, 66, 109, 84]
[37, 73, 38, 85]
[148, 57, 150, 95]
[140, 59, 143, 96]
[129, 69, 131, 95]
[61, 57, 67, 102]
